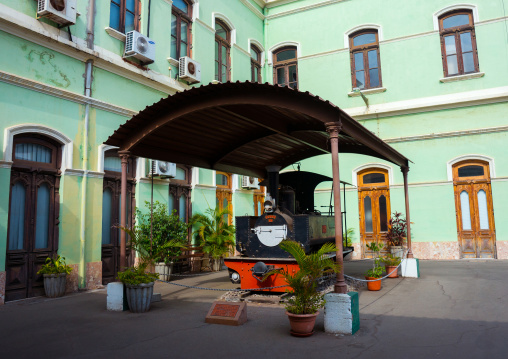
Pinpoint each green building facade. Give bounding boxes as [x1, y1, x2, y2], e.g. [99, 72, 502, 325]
[0, 0, 507, 304]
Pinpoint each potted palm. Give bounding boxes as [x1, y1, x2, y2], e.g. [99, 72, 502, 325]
[265, 240, 341, 337]
[37, 255, 73, 298]
[190, 206, 235, 271]
[386, 212, 407, 258]
[365, 242, 384, 291]
[116, 264, 159, 313]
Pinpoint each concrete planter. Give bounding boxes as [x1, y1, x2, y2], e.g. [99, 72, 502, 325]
[43, 273, 67, 298]
[125, 282, 154, 313]
[390, 246, 404, 258]
[154, 262, 173, 281]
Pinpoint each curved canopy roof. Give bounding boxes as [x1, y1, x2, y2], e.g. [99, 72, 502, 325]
[105, 82, 409, 178]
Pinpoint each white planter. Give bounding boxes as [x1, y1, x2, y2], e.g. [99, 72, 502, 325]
[154, 262, 173, 281]
[390, 246, 404, 258]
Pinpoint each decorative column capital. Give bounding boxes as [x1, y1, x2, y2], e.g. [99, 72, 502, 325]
[325, 121, 342, 139]
[401, 166, 410, 175]
[118, 150, 130, 163]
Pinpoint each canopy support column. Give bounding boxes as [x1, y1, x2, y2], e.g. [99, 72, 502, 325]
[119, 150, 130, 270]
[326, 122, 347, 294]
[402, 167, 413, 259]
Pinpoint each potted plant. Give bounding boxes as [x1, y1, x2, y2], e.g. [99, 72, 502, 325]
[365, 242, 384, 291]
[343, 227, 355, 258]
[37, 255, 73, 298]
[381, 253, 401, 278]
[117, 264, 159, 313]
[265, 240, 341, 337]
[386, 212, 407, 258]
[190, 206, 235, 271]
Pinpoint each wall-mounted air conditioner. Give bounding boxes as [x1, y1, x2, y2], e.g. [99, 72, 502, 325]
[242, 176, 260, 190]
[37, 0, 77, 26]
[179, 56, 201, 84]
[149, 161, 176, 178]
[124, 31, 156, 64]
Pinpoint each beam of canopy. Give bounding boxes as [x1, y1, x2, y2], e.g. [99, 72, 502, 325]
[105, 81, 409, 177]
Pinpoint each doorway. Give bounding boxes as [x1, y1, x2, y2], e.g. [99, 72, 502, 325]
[5, 135, 61, 301]
[357, 168, 391, 258]
[453, 160, 496, 258]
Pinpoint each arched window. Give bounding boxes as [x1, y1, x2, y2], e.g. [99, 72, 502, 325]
[273, 46, 298, 89]
[215, 20, 231, 82]
[109, 0, 141, 34]
[349, 30, 382, 90]
[439, 10, 479, 77]
[171, 0, 193, 59]
[251, 45, 262, 83]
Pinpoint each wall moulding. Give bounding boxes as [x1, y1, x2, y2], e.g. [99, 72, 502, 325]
[384, 125, 508, 144]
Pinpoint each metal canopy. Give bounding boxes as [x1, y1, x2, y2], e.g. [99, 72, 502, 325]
[105, 82, 409, 178]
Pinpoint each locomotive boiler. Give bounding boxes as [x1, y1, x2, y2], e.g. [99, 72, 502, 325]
[224, 170, 353, 292]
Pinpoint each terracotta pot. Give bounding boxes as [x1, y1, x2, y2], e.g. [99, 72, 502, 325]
[385, 265, 399, 278]
[286, 311, 319, 337]
[365, 277, 382, 291]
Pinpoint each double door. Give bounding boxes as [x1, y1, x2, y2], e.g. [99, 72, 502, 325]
[359, 188, 390, 258]
[6, 169, 59, 301]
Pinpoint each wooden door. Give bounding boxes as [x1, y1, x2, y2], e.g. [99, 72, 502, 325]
[6, 136, 60, 301]
[358, 169, 390, 258]
[453, 161, 496, 258]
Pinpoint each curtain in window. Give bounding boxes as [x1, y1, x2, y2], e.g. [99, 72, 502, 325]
[104, 157, 122, 172]
[179, 194, 187, 222]
[15, 143, 51, 163]
[102, 189, 113, 245]
[378, 195, 388, 232]
[35, 183, 50, 249]
[8, 182, 26, 250]
[168, 193, 175, 214]
[477, 190, 489, 230]
[364, 196, 373, 232]
[460, 191, 472, 230]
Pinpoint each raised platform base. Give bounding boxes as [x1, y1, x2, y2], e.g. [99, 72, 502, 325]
[401, 258, 420, 278]
[324, 292, 359, 335]
[107, 282, 128, 311]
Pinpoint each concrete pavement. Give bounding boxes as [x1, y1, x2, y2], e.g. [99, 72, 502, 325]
[1, 260, 508, 359]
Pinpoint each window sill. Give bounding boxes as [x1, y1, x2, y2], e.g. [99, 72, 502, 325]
[440, 72, 485, 83]
[348, 87, 386, 97]
[105, 27, 126, 42]
[167, 57, 180, 67]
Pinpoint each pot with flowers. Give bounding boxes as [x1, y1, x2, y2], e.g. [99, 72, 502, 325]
[264, 240, 341, 337]
[37, 255, 73, 298]
[386, 212, 408, 258]
[382, 253, 401, 278]
[364, 242, 384, 291]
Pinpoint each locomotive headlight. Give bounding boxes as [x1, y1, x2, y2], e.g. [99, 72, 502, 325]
[231, 271, 240, 282]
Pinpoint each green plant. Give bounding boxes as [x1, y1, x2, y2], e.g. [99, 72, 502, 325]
[37, 255, 73, 275]
[134, 201, 190, 263]
[386, 212, 407, 247]
[265, 240, 341, 315]
[365, 242, 385, 278]
[365, 265, 384, 278]
[116, 264, 159, 286]
[382, 253, 401, 267]
[343, 228, 354, 247]
[190, 206, 236, 261]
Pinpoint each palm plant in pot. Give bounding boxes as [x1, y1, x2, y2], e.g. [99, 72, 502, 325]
[117, 264, 159, 313]
[364, 242, 384, 291]
[386, 212, 407, 258]
[190, 206, 235, 271]
[264, 240, 341, 337]
[37, 255, 73, 298]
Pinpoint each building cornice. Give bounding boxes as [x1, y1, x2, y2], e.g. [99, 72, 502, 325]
[0, 70, 138, 118]
[384, 126, 508, 144]
[0, 4, 188, 96]
[240, 0, 265, 20]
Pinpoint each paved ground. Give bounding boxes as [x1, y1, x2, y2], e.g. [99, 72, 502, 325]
[1, 260, 508, 359]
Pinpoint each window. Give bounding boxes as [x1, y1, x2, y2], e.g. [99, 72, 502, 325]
[215, 20, 231, 82]
[216, 171, 233, 225]
[273, 47, 298, 89]
[168, 165, 192, 223]
[349, 30, 382, 90]
[171, 0, 192, 59]
[109, 0, 140, 34]
[439, 10, 479, 76]
[251, 45, 262, 83]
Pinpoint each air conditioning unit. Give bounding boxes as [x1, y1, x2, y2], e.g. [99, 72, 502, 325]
[179, 56, 201, 83]
[149, 161, 176, 178]
[124, 31, 156, 64]
[242, 176, 260, 190]
[37, 0, 77, 26]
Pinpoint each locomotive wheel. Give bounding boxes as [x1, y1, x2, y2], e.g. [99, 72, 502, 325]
[228, 269, 241, 284]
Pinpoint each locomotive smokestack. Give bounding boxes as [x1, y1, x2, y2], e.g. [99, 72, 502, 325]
[265, 165, 281, 208]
